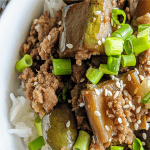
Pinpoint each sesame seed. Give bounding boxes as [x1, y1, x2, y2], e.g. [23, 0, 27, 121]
[120, 80, 123, 85]
[135, 68, 139, 74]
[93, 17, 96, 21]
[134, 123, 139, 130]
[94, 111, 101, 117]
[136, 106, 141, 114]
[123, 84, 126, 87]
[108, 33, 111, 37]
[92, 136, 96, 144]
[147, 61, 150, 65]
[116, 81, 121, 88]
[35, 24, 40, 32]
[80, 103, 85, 107]
[123, 105, 130, 109]
[129, 101, 132, 107]
[137, 120, 141, 124]
[146, 123, 149, 130]
[142, 141, 146, 146]
[105, 89, 108, 96]
[102, 38, 105, 43]
[95, 89, 100, 95]
[94, 11, 101, 15]
[98, 40, 102, 45]
[139, 75, 144, 81]
[120, 85, 124, 91]
[68, 100, 72, 103]
[80, 78, 85, 83]
[132, 105, 135, 110]
[66, 121, 70, 128]
[127, 122, 129, 127]
[114, 91, 119, 99]
[66, 44, 73, 49]
[118, 117, 122, 123]
[107, 90, 112, 97]
[105, 125, 110, 131]
[34, 82, 38, 86]
[142, 133, 147, 140]
[111, 75, 115, 80]
[48, 35, 51, 41]
[114, 77, 119, 81]
[58, 21, 61, 25]
[127, 74, 131, 81]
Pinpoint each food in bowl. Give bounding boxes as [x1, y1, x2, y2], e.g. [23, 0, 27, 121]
[7, 0, 150, 149]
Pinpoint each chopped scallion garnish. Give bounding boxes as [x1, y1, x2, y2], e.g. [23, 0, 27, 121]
[124, 35, 136, 55]
[73, 130, 90, 150]
[52, 59, 72, 75]
[34, 116, 42, 136]
[104, 37, 124, 56]
[86, 67, 103, 84]
[111, 8, 126, 25]
[111, 24, 133, 40]
[15, 54, 33, 73]
[121, 54, 136, 67]
[99, 64, 117, 75]
[110, 146, 124, 150]
[132, 138, 144, 150]
[107, 55, 121, 73]
[28, 136, 45, 150]
[141, 91, 150, 104]
[138, 24, 150, 33]
[137, 27, 150, 38]
[132, 35, 150, 55]
[58, 82, 68, 102]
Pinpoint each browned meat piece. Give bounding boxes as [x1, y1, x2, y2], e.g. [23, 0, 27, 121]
[40, 60, 51, 72]
[71, 63, 86, 83]
[55, 9, 62, 22]
[90, 142, 105, 150]
[39, 27, 59, 60]
[59, 1, 90, 58]
[128, 0, 139, 17]
[81, 70, 147, 148]
[30, 49, 39, 59]
[37, 12, 57, 42]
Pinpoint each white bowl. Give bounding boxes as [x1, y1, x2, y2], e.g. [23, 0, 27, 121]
[0, 0, 44, 149]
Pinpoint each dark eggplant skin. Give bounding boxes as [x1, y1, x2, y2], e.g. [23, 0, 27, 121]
[63, 0, 84, 5]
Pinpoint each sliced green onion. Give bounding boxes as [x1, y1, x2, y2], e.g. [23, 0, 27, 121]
[34, 116, 42, 136]
[138, 24, 150, 33]
[141, 91, 150, 104]
[111, 146, 124, 150]
[86, 67, 103, 84]
[111, 8, 126, 25]
[107, 55, 121, 73]
[73, 130, 90, 150]
[137, 27, 150, 38]
[58, 82, 68, 102]
[15, 54, 33, 73]
[104, 37, 124, 56]
[132, 138, 144, 150]
[124, 35, 136, 55]
[121, 54, 136, 67]
[132, 35, 150, 55]
[99, 64, 117, 75]
[52, 59, 72, 75]
[111, 24, 133, 40]
[28, 136, 45, 150]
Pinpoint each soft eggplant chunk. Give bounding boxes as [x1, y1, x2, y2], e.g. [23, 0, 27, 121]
[83, 0, 117, 54]
[81, 70, 147, 148]
[42, 104, 77, 150]
[63, 0, 84, 5]
[59, 1, 90, 58]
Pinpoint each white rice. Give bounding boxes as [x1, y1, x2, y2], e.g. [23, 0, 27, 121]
[8, 1, 66, 149]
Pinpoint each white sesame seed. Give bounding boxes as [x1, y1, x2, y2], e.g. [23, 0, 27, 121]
[34, 82, 38, 86]
[66, 121, 70, 128]
[94, 11, 101, 15]
[111, 75, 115, 80]
[105, 89, 108, 96]
[95, 89, 100, 95]
[105, 125, 110, 131]
[102, 38, 105, 43]
[142, 133, 147, 140]
[114, 91, 119, 99]
[123, 84, 126, 87]
[35, 24, 40, 32]
[66, 44, 73, 49]
[127, 74, 131, 81]
[142, 141, 146, 146]
[114, 77, 119, 81]
[147, 61, 150, 65]
[68, 100, 72, 103]
[120, 80, 123, 85]
[135, 68, 139, 74]
[98, 40, 102, 45]
[48, 35, 51, 41]
[58, 21, 61, 25]
[129, 101, 132, 107]
[34, 19, 38, 24]
[94, 111, 101, 117]
[123, 105, 130, 109]
[93, 17, 96, 21]
[92, 136, 96, 144]
[116, 81, 121, 88]
[146, 111, 148, 114]
[136, 106, 141, 114]
[80, 78, 85, 83]
[107, 90, 112, 97]
[146, 123, 149, 130]
[134, 123, 139, 130]
[139, 75, 144, 81]
[118, 117, 122, 123]
[127, 122, 129, 127]
[137, 120, 141, 124]
[120, 85, 124, 91]
[132, 105, 135, 110]
[108, 33, 111, 37]
[80, 103, 85, 107]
